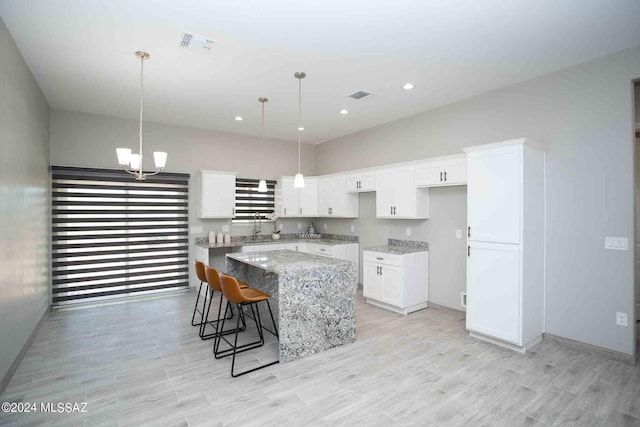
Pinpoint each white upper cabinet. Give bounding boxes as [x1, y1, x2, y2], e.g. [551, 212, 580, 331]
[198, 171, 237, 218]
[298, 178, 318, 216]
[345, 172, 376, 192]
[466, 145, 521, 244]
[375, 167, 428, 219]
[277, 176, 318, 217]
[415, 154, 467, 187]
[318, 176, 358, 217]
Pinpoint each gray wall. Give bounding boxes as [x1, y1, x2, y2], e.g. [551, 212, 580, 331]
[0, 18, 50, 386]
[318, 188, 467, 311]
[315, 46, 640, 355]
[49, 108, 315, 286]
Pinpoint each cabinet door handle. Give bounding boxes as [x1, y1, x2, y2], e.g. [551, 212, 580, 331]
[379, 267, 382, 276]
[376, 266, 379, 275]
[467, 226, 471, 238]
[299, 208, 302, 214]
[468, 245, 470, 257]
[284, 208, 287, 215]
[393, 206, 396, 215]
[440, 171, 443, 182]
[444, 171, 447, 181]
[320, 248, 326, 252]
[376, 257, 383, 260]
[390, 206, 393, 215]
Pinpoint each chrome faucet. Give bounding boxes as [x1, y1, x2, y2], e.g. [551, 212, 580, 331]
[252, 212, 262, 241]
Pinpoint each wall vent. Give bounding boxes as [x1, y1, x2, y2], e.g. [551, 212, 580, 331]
[179, 32, 215, 53]
[348, 90, 373, 101]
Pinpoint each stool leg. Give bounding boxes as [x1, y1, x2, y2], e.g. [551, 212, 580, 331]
[199, 287, 214, 339]
[204, 292, 247, 342]
[266, 300, 279, 339]
[190, 281, 204, 326]
[230, 301, 279, 378]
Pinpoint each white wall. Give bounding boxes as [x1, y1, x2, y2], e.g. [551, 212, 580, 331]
[0, 18, 50, 388]
[49, 108, 315, 286]
[315, 46, 640, 355]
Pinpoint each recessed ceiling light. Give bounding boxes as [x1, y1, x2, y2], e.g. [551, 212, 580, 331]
[297, 126, 305, 131]
[403, 83, 415, 90]
[234, 116, 243, 121]
[339, 109, 349, 115]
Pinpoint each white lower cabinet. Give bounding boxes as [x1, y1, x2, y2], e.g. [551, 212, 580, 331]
[466, 242, 520, 344]
[362, 250, 428, 315]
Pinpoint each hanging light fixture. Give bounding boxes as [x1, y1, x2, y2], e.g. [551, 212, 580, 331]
[116, 51, 167, 180]
[258, 97, 268, 193]
[293, 72, 306, 188]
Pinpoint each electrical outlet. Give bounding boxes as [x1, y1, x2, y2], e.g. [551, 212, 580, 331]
[190, 226, 203, 234]
[221, 225, 229, 232]
[605, 237, 629, 251]
[323, 223, 328, 231]
[460, 292, 467, 308]
[616, 312, 628, 326]
[406, 227, 411, 236]
[455, 229, 462, 239]
[350, 225, 355, 233]
[297, 223, 302, 230]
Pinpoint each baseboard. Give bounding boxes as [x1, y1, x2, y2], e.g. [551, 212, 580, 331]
[544, 333, 636, 365]
[428, 301, 466, 314]
[0, 306, 50, 396]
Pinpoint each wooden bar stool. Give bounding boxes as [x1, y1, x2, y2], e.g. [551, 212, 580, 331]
[214, 274, 279, 377]
[199, 266, 249, 341]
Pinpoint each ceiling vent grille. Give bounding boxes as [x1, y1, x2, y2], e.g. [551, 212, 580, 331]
[348, 90, 373, 101]
[179, 32, 215, 53]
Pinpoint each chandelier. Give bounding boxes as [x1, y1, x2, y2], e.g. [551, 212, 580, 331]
[116, 51, 167, 180]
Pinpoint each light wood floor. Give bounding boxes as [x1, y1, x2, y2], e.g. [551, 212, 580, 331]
[1, 289, 640, 426]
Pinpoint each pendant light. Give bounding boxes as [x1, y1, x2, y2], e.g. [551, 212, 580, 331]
[116, 51, 167, 180]
[258, 97, 268, 193]
[293, 72, 306, 188]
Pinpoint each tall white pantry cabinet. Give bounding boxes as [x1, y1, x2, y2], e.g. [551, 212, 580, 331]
[464, 138, 545, 353]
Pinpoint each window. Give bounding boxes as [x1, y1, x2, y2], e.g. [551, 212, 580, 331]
[232, 178, 276, 223]
[51, 166, 190, 305]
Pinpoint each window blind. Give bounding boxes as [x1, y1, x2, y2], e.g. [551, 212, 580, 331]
[233, 178, 276, 223]
[51, 166, 190, 305]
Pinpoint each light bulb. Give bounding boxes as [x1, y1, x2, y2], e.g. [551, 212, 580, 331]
[153, 152, 167, 168]
[258, 179, 268, 193]
[129, 154, 141, 171]
[116, 148, 132, 166]
[293, 173, 305, 188]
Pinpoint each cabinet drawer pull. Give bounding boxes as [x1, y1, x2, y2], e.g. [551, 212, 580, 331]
[376, 257, 384, 260]
[467, 226, 471, 238]
[440, 171, 443, 182]
[468, 245, 470, 257]
[444, 171, 447, 181]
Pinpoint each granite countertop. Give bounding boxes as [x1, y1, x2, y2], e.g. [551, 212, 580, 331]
[365, 245, 426, 255]
[364, 239, 429, 255]
[226, 249, 353, 274]
[195, 235, 358, 249]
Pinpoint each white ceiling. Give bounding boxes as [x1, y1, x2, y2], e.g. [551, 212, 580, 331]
[2, 0, 640, 144]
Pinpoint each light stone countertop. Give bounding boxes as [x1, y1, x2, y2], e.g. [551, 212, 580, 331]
[196, 238, 357, 249]
[364, 245, 428, 255]
[226, 249, 354, 274]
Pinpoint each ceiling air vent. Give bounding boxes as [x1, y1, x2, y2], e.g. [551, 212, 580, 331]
[179, 32, 215, 53]
[348, 90, 373, 101]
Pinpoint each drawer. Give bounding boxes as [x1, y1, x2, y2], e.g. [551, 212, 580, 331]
[313, 243, 334, 257]
[363, 251, 402, 266]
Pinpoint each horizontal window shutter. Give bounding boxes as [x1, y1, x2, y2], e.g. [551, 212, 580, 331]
[51, 166, 190, 305]
[233, 178, 276, 223]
